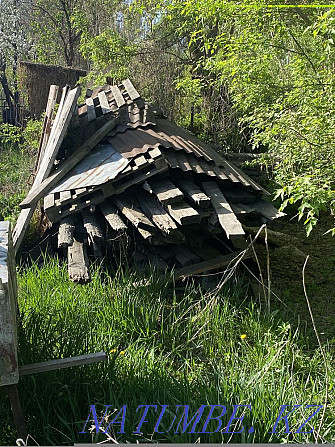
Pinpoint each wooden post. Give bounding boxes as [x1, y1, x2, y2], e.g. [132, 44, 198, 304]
[0, 221, 27, 439]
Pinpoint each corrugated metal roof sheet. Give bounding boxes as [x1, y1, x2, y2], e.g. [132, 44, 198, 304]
[50, 143, 129, 193]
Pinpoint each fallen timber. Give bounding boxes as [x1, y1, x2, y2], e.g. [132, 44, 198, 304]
[16, 79, 285, 282]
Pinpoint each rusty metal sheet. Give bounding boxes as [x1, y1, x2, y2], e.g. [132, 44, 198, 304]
[50, 143, 129, 193]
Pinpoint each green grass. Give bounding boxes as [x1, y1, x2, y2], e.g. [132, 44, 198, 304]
[0, 258, 334, 445]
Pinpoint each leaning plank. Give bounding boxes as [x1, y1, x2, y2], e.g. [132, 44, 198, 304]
[113, 194, 157, 232]
[58, 216, 75, 248]
[13, 87, 81, 252]
[33, 86, 81, 187]
[143, 179, 184, 204]
[166, 202, 200, 225]
[99, 201, 127, 232]
[176, 178, 211, 208]
[82, 210, 104, 245]
[67, 238, 90, 283]
[34, 84, 59, 173]
[86, 97, 96, 122]
[202, 181, 245, 239]
[20, 116, 120, 209]
[0, 221, 19, 386]
[136, 191, 183, 239]
[174, 250, 252, 279]
[19, 352, 107, 376]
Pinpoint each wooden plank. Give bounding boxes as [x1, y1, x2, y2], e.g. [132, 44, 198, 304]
[60, 190, 72, 203]
[202, 181, 245, 239]
[166, 202, 200, 225]
[175, 250, 252, 279]
[67, 238, 90, 283]
[250, 199, 286, 220]
[13, 86, 81, 252]
[86, 97, 96, 122]
[99, 201, 127, 232]
[34, 84, 59, 173]
[122, 78, 140, 100]
[136, 191, 183, 239]
[173, 245, 201, 267]
[133, 155, 147, 169]
[110, 85, 126, 108]
[98, 91, 111, 114]
[113, 194, 157, 232]
[82, 210, 104, 245]
[58, 216, 75, 248]
[19, 352, 107, 376]
[20, 116, 120, 209]
[0, 221, 19, 386]
[176, 178, 211, 208]
[143, 179, 184, 205]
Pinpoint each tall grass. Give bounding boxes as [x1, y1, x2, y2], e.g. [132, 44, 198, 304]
[0, 258, 334, 445]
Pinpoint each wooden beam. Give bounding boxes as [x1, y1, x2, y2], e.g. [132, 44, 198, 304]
[143, 179, 184, 205]
[110, 85, 125, 108]
[82, 210, 104, 245]
[68, 239, 90, 283]
[58, 216, 75, 248]
[113, 194, 156, 232]
[136, 191, 183, 239]
[19, 352, 107, 376]
[122, 78, 140, 100]
[20, 116, 119, 209]
[202, 181, 245, 239]
[98, 91, 111, 114]
[166, 202, 200, 225]
[174, 250, 252, 279]
[176, 178, 211, 208]
[99, 201, 127, 232]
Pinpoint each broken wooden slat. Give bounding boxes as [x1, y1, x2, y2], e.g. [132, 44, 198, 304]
[13, 86, 81, 253]
[110, 85, 126, 108]
[175, 249, 252, 279]
[82, 210, 104, 245]
[98, 91, 111, 114]
[143, 179, 184, 205]
[122, 78, 140, 100]
[136, 191, 183, 239]
[0, 221, 19, 386]
[166, 202, 201, 225]
[20, 116, 120, 209]
[67, 238, 90, 283]
[176, 178, 211, 209]
[99, 201, 127, 232]
[19, 352, 107, 376]
[86, 97, 96, 122]
[202, 181, 245, 240]
[113, 194, 157, 232]
[34, 84, 59, 174]
[58, 216, 75, 248]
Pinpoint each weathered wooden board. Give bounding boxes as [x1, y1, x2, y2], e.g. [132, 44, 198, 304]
[111, 85, 126, 108]
[122, 78, 140, 100]
[166, 202, 200, 225]
[58, 216, 75, 248]
[99, 202, 127, 232]
[176, 178, 211, 208]
[68, 238, 90, 283]
[136, 191, 183, 240]
[143, 179, 184, 205]
[82, 210, 104, 245]
[0, 221, 19, 386]
[113, 194, 157, 232]
[98, 91, 111, 114]
[202, 181, 245, 239]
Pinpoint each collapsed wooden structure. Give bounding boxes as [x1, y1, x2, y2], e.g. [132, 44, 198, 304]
[14, 80, 284, 283]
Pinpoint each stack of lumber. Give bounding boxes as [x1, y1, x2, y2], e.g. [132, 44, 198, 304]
[14, 80, 285, 283]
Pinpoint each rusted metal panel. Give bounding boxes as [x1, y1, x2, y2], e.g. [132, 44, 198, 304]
[0, 221, 19, 386]
[50, 143, 129, 193]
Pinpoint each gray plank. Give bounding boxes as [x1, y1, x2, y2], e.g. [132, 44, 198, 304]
[176, 178, 211, 208]
[144, 179, 184, 205]
[122, 78, 140, 100]
[110, 85, 126, 108]
[67, 238, 90, 283]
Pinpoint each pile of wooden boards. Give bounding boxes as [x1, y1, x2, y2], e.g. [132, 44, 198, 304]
[14, 80, 285, 283]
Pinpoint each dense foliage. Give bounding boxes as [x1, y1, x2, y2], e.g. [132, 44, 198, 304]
[1, 0, 335, 232]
